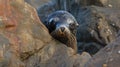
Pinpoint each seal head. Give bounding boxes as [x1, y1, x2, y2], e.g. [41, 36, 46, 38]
[45, 10, 79, 53]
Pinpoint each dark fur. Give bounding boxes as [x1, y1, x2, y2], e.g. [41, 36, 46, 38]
[45, 10, 79, 53]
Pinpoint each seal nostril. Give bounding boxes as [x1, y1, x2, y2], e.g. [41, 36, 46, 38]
[60, 27, 65, 32]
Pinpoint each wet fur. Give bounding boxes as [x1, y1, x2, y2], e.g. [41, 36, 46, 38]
[46, 10, 78, 53]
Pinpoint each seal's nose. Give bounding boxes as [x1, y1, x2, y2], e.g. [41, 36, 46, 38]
[60, 27, 65, 32]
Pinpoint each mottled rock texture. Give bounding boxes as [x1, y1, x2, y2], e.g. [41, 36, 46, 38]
[76, 0, 120, 9]
[76, 6, 120, 55]
[24, 0, 50, 9]
[72, 0, 120, 8]
[85, 31, 120, 67]
[0, 0, 91, 67]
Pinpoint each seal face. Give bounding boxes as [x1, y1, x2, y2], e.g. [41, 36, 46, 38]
[45, 10, 79, 53]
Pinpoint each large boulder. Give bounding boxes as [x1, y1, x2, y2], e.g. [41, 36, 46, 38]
[76, 6, 120, 55]
[85, 31, 120, 67]
[0, 0, 91, 67]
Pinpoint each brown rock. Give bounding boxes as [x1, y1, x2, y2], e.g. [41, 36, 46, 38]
[80, 0, 120, 8]
[0, 0, 91, 67]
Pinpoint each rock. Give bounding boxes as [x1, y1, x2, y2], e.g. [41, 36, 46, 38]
[25, 45, 91, 67]
[72, 5, 119, 55]
[24, 0, 50, 9]
[99, 0, 120, 8]
[72, 0, 120, 8]
[76, 6, 120, 55]
[85, 31, 120, 67]
[74, 0, 105, 6]
[0, 0, 91, 67]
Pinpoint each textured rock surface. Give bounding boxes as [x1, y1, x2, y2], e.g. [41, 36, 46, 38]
[24, 0, 50, 9]
[85, 31, 120, 67]
[73, 0, 120, 8]
[0, 0, 91, 67]
[76, 6, 120, 55]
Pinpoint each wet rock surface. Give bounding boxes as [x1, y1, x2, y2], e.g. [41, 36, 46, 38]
[0, 0, 91, 67]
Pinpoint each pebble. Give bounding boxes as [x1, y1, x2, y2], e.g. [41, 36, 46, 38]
[118, 50, 120, 54]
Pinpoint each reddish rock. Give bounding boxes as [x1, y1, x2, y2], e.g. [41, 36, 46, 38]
[0, 0, 91, 67]
[0, 0, 51, 67]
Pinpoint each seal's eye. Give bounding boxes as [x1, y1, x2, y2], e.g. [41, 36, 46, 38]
[50, 20, 56, 26]
[69, 23, 76, 30]
[48, 18, 56, 31]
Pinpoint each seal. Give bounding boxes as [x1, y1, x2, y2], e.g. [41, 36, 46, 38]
[45, 10, 79, 53]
